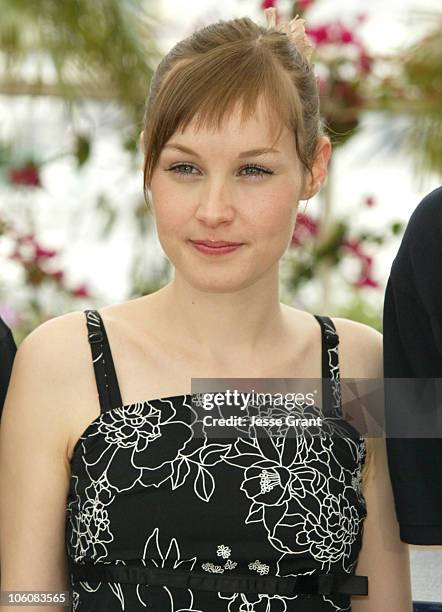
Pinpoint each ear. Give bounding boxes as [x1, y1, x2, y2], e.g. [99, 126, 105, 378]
[299, 136, 332, 200]
[139, 130, 145, 148]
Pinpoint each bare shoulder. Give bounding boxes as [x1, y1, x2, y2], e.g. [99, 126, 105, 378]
[15, 309, 92, 395]
[19, 309, 86, 351]
[330, 316, 383, 379]
[2, 310, 97, 457]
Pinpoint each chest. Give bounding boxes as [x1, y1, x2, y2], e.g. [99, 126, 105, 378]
[112, 333, 322, 404]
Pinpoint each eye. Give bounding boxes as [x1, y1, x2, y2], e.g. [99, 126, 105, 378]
[165, 163, 274, 180]
[166, 163, 198, 178]
[239, 164, 274, 180]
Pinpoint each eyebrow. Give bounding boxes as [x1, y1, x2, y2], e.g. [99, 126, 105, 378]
[162, 142, 281, 158]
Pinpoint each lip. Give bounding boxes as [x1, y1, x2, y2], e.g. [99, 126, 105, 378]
[189, 240, 243, 256]
[191, 240, 243, 247]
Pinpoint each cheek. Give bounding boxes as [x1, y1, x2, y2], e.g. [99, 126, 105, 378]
[155, 201, 185, 233]
[150, 176, 189, 233]
[251, 193, 297, 244]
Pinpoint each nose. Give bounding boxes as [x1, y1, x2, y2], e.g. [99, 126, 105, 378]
[194, 181, 235, 226]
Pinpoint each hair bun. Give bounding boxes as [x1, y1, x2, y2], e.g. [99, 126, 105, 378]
[264, 7, 315, 64]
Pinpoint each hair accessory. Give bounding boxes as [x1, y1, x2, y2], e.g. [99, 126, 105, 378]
[264, 7, 315, 64]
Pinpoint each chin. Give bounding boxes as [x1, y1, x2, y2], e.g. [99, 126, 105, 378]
[182, 270, 256, 293]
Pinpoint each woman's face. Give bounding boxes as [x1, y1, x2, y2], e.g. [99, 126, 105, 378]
[147, 100, 329, 293]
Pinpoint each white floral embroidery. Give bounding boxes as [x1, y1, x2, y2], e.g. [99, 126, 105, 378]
[71, 589, 79, 611]
[66, 474, 114, 563]
[200, 545, 238, 572]
[352, 472, 361, 491]
[248, 560, 270, 575]
[217, 544, 231, 559]
[201, 562, 225, 573]
[222, 419, 366, 573]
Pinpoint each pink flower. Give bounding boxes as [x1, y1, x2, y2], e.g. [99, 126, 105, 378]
[354, 275, 379, 288]
[306, 25, 330, 45]
[343, 239, 361, 254]
[328, 21, 355, 45]
[8, 163, 41, 187]
[306, 19, 371, 67]
[298, 0, 314, 9]
[72, 283, 90, 298]
[342, 239, 379, 289]
[341, 29, 353, 44]
[35, 245, 58, 260]
[364, 195, 375, 207]
[291, 212, 319, 246]
[261, 0, 277, 9]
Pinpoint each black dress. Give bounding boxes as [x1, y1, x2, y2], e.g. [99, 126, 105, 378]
[66, 308, 369, 611]
[0, 315, 17, 420]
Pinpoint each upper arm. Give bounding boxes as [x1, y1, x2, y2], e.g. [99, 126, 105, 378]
[0, 313, 84, 605]
[352, 435, 413, 611]
[332, 318, 413, 611]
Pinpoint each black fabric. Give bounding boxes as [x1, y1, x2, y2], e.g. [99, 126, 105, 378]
[84, 309, 123, 412]
[0, 316, 17, 421]
[383, 185, 442, 544]
[66, 309, 368, 610]
[70, 563, 368, 596]
[314, 315, 342, 419]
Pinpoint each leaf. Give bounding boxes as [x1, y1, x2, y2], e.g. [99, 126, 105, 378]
[199, 443, 232, 466]
[245, 503, 264, 524]
[223, 452, 262, 469]
[228, 437, 259, 457]
[171, 457, 190, 490]
[194, 465, 215, 502]
[75, 133, 90, 167]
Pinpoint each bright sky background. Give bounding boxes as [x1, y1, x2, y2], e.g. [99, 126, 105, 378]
[156, 0, 441, 56]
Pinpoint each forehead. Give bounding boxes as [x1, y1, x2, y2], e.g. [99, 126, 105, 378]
[169, 97, 296, 157]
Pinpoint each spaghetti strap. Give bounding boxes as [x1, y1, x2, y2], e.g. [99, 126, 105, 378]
[84, 309, 123, 414]
[313, 314, 343, 418]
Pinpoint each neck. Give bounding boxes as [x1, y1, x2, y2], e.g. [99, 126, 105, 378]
[154, 272, 287, 366]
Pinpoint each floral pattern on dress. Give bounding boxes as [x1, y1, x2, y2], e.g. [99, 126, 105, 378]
[67, 314, 366, 611]
[67, 395, 366, 611]
[222, 427, 366, 573]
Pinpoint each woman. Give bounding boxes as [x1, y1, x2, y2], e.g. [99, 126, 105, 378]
[0, 8, 412, 611]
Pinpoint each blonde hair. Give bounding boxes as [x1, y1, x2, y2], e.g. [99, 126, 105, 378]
[141, 14, 325, 203]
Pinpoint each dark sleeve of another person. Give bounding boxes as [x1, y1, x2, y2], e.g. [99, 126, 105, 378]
[382, 185, 442, 545]
[0, 316, 17, 421]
